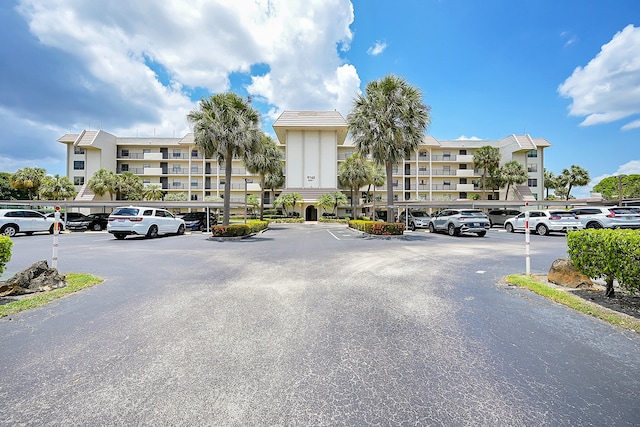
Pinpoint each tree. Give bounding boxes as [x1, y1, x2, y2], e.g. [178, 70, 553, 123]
[290, 192, 302, 217]
[544, 169, 558, 200]
[188, 93, 262, 226]
[473, 146, 501, 199]
[247, 194, 260, 218]
[348, 74, 431, 222]
[0, 172, 28, 199]
[39, 174, 76, 200]
[265, 169, 285, 206]
[274, 194, 293, 216]
[164, 192, 188, 201]
[114, 172, 143, 200]
[88, 168, 118, 200]
[338, 153, 371, 219]
[557, 165, 590, 201]
[500, 161, 528, 200]
[10, 167, 46, 200]
[365, 163, 386, 202]
[141, 184, 164, 201]
[244, 134, 284, 220]
[316, 192, 348, 216]
[593, 174, 640, 200]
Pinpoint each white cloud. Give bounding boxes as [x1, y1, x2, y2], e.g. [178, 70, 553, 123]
[558, 24, 640, 130]
[456, 135, 482, 140]
[367, 41, 387, 56]
[15, 0, 360, 135]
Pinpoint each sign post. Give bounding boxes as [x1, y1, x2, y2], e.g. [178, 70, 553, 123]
[524, 202, 530, 275]
[52, 206, 60, 269]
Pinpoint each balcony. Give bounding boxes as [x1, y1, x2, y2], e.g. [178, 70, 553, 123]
[143, 167, 163, 175]
[456, 169, 475, 177]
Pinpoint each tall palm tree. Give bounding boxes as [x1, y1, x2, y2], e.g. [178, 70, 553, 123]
[558, 165, 590, 201]
[500, 161, 528, 200]
[338, 153, 372, 219]
[142, 184, 165, 201]
[315, 192, 348, 217]
[348, 74, 431, 222]
[473, 146, 501, 199]
[38, 174, 76, 200]
[10, 167, 46, 200]
[265, 169, 285, 208]
[88, 168, 118, 200]
[244, 134, 284, 220]
[543, 168, 558, 200]
[188, 93, 261, 225]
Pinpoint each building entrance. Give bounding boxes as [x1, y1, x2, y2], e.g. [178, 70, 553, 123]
[305, 205, 318, 221]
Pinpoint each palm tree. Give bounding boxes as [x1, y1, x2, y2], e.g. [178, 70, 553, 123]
[164, 192, 188, 201]
[348, 74, 431, 222]
[188, 93, 262, 226]
[557, 165, 590, 201]
[88, 168, 118, 200]
[500, 161, 528, 200]
[142, 184, 164, 201]
[10, 167, 46, 200]
[39, 174, 76, 200]
[274, 194, 293, 216]
[338, 153, 371, 219]
[114, 172, 143, 200]
[473, 146, 501, 199]
[244, 134, 284, 220]
[265, 169, 285, 207]
[315, 192, 348, 216]
[543, 169, 558, 200]
[290, 192, 302, 217]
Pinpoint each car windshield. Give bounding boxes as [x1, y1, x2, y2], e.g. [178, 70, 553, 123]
[412, 212, 429, 217]
[550, 211, 576, 218]
[610, 208, 638, 215]
[460, 210, 485, 217]
[182, 213, 204, 220]
[69, 215, 92, 222]
[112, 207, 140, 216]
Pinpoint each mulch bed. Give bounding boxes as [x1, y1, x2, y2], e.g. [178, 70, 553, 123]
[569, 288, 640, 320]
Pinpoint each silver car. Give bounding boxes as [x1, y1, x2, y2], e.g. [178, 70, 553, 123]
[569, 206, 640, 229]
[398, 210, 431, 231]
[504, 210, 582, 236]
[428, 209, 490, 237]
[487, 209, 521, 227]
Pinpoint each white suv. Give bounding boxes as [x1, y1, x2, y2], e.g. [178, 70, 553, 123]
[0, 209, 64, 236]
[107, 206, 185, 239]
[569, 206, 640, 229]
[504, 210, 582, 236]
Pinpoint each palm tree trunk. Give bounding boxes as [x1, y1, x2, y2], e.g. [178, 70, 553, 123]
[350, 188, 355, 219]
[386, 162, 394, 222]
[259, 175, 265, 221]
[223, 149, 233, 226]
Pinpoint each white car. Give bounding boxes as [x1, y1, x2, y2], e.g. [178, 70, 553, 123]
[428, 209, 490, 237]
[107, 206, 185, 240]
[504, 210, 583, 236]
[569, 206, 640, 229]
[0, 209, 64, 236]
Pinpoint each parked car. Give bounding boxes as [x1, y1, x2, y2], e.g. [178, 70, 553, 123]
[45, 211, 86, 224]
[0, 209, 65, 236]
[181, 211, 218, 231]
[569, 206, 640, 229]
[504, 210, 583, 236]
[487, 209, 521, 227]
[107, 206, 185, 239]
[428, 209, 490, 237]
[398, 210, 431, 231]
[66, 213, 110, 231]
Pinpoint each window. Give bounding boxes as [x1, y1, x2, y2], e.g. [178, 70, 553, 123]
[459, 149, 467, 155]
[73, 161, 84, 170]
[173, 164, 181, 172]
[419, 151, 428, 158]
[190, 194, 198, 201]
[528, 178, 538, 187]
[419, 166, 427, 172]
[443, 166, 451, 174]
[191, 179, 198, 187]
[443, 151, 451, 157]
[191, 164, 198, 173]
[459, 164, 467, 169]
[73, 176, 84, 185]
[419, 179, 427, 185]
[527, 163, 537, 172]
[143, 164, 150, 169]
[191, 149, 199, 157]
[121, 149, 129, 157]
[120, 164, 129, 172]
[173, 179, 182, 187]
[459, 178, 467, 184]
[459, 192, 467, 199]
[143, 179, 151, 184]
[172, 150, 181, 158]
[527, 150, 538, 158]
[74, 146, 85, 154]
[443, 180, 451, 187]
[392, 179, 399, 187]
[143, 149, 151, 154]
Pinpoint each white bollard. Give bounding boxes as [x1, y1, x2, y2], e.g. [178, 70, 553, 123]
[525, 209, 530, 275]
[52, 208, 60, 269]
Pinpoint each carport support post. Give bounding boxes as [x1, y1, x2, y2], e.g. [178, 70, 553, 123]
[524, 205, 530, 275]
[52, 206, 60, 269]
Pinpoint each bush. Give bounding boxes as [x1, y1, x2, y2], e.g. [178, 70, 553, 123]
[567, 229, 640, 297]
[269, 217, 304, 224]
[318, 217, 349, 224]
[348, 220, 404, 236]
[247, 220, 269, 233]
[0, 235, 12, 275]
[210, 220, 269, 237]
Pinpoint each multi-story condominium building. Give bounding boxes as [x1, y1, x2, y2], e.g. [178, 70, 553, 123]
[58, 110, 550, 219]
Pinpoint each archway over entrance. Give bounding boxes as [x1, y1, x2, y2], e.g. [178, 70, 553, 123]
[305, 205, 317, 221]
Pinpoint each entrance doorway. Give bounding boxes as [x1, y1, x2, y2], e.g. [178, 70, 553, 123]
[305, 205, 318, 221]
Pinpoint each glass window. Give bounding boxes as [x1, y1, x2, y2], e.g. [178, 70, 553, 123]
[527, 163, 537, 172]
[73, 176, 84, 185]
[73, 161, 84, 170]
[528, 178, 538, 187]
[120, 164, 129, 172]
[143, 149, 151, 154]
[527, 150, 538, 158]
[121, 149, 129, 157]
[191, 164, 198, 173]
[191, 179, 198, 187]
[74, 146, 85, 154]
[459, 149, 467, 155]
[173, 150, 181, 158]
[191, 149, 199, 157]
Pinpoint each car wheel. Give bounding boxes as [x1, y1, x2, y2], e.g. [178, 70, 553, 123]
[505, 223, 514, 233]
[489, 220, 493, 228]
[114, 233, 126, 240]
[146, 225, 159, 238]
[410, 222, 416, 231]
[447, 223, 459, 236]
[1, 225, 17, 237]
[429, 223, 436, 233]
[477, 231, 486, 237]
[586, 222, 602, 229]
[92, 223, 102, 231]
[199, 223, 207, 232]
[536, 223, 549, 236]
[177, 224, 185, 235]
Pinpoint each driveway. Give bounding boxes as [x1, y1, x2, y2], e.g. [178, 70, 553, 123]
[1, 224, 639, 425]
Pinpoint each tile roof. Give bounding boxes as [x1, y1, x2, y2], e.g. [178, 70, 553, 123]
[273, 110, 348, 144]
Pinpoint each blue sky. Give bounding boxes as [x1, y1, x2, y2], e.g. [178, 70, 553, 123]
[1, 0, 639, 198]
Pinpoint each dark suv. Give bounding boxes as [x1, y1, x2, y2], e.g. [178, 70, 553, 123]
[181, 212, 218, 231]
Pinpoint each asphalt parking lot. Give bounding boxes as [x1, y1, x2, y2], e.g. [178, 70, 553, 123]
[1, 224, 639, 425]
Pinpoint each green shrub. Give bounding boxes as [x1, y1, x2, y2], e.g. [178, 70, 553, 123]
[348, 220, 404, 236]
[268, 217, 304, 224]
[318, 217, 349, 224]
[0, 235, 12, 275]
[211, 224, 251, 237]
[567, 229, 640, 297]
[247, 220, 269, 233]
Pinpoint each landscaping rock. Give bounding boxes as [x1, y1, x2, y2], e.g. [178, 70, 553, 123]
[548, 258, 593, 289]
[0, 260, 66, 295]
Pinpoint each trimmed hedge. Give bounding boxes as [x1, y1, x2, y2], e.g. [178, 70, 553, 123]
[211, 220, 269, 237]
[0, 235, 12, 275]
[268, 217, 304, 224]
[318, 217, 350, 224]
[567, 229, 640, 297]
[348, 220, 404, 236]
